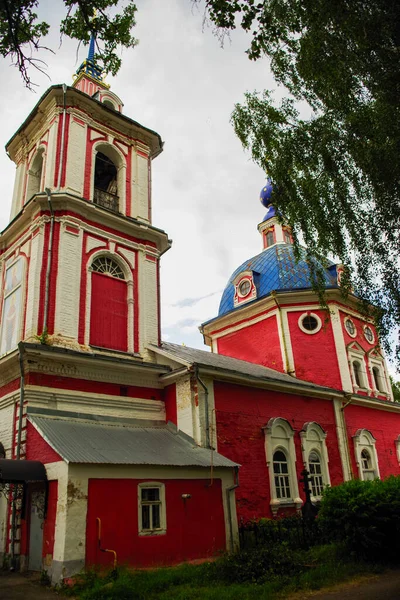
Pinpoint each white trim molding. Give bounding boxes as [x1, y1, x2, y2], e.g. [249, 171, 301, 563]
[138, 481, 167, 536]
[263, 417, 302, 515]
[300, 422, 331, 501]
[353, 428, 380, 480]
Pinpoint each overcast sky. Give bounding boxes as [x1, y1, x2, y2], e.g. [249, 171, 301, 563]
[0, 1, 396, 373]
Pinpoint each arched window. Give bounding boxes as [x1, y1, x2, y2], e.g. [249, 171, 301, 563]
[26, 148, 44, 201]
[273, 450, 291, 499]
[89, 256, 128, 352]
[263, 417, 302, 514]
[308, 451, 324, 497]
[93, 147, 121, 212]
[0, 258, 24, 356]
[353, 429, 380, 481]
[265, 230, 275, 247]
[300, 422, 330, 500]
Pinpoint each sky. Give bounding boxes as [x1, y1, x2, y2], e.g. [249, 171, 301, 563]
[0, 0, 397, 373]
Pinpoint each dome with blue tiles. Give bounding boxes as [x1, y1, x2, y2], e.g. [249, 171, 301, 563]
[218, 245, 338, 317]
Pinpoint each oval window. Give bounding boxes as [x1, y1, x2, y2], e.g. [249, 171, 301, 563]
[364, 326, 374, 344]
[344, 318, 356, 337]
[238, 279, 251, 297]
[298, 313, 322, 334]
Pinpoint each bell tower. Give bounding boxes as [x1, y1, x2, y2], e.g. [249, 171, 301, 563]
[2, 39, 169, 359]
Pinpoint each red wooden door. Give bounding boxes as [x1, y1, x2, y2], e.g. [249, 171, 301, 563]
[90, 272, 128, 351]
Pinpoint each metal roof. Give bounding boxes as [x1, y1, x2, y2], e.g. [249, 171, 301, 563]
[218, 244, 338, 316]
[153, 342, 337, 393]
[28, 415, 237, 468]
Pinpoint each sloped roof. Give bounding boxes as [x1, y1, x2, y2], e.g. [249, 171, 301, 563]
[152, 342, 338, 394]
[28, 414, 237, 468]
[218, 244, 338, 316]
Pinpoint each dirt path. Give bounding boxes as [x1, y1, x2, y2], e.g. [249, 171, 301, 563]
[0, 572, 60, 600]
[291, 570, 400, 600]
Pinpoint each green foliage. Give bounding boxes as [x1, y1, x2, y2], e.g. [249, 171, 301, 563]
[0, 1, 138, 88]
[318, 476, 400, 561]
[199, 0, 400, 363]
[62, 545, 383, 600]
[390, 377, 400, 402]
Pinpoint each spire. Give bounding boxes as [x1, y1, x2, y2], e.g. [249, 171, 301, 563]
[72, 19, 110, 94]
[257, 180, 293, 248]
[88, 33, 96, 62]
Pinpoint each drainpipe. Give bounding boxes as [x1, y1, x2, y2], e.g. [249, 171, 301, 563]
[10, 343, 26, 569]
[42, 188, 54, 336]
[271, 291, 294, 375]
[194, 366, 210, 448]
[340, 393, 354, 479]
[226, 467, 240, 552]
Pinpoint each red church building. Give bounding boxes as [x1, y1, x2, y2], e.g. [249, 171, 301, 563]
[1, 42, 399, 584]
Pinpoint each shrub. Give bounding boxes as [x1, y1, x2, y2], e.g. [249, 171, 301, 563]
[215, 543, 305, 584]
[318, 476, 400, 562]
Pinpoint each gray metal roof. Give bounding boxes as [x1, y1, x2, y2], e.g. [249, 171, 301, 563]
[153, 342, 338, 393]
[28, 415, 237, 468]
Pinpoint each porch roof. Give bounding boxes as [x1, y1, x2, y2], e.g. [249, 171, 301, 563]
[0, 459, 47, 484]
[28, 414, 238, 469]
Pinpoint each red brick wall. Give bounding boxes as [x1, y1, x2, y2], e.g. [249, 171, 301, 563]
[213, 381, 343, 521]
[287, 309, 342, 389]
[344, 404, 400, 479]
[86, 478, 226, 568]
[216, 314, 284, 372]
[26, 422, 62, 463]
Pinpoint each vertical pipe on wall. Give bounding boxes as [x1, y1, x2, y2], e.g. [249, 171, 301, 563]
[226, 467, 240, 553]
[10, 343, 26, 568]
[195, 367, 210, 449]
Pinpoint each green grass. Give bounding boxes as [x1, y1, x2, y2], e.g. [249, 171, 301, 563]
[62, 544, 385, 600]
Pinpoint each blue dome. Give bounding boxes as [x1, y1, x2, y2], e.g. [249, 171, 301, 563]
[260, 180, 273, 208]
[218, 245, 338, 316]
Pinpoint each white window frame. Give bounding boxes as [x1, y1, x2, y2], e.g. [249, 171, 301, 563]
[263, 417, 302, 515]
[300, 422, 331, 501]
[353, 429, 380, 481]
[347, 345, 369, 392]
[298, 312, 322, 335]
[138, 482, 166, 536]
[368, 351, 390, 398]
[232, 270, 256, 307]
[395, 435, 400, 465]
[0, 256, 25, 356]
[344, 317, 357, 338]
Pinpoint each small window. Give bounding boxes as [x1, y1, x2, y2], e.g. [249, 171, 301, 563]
[273, 450, 291, 499]
[308, 451, 324, 497]
[352, 360, 363, 387]
[283, 230, 292, 244]
[345, 318, 356, 337]
[238, 279, 251, 298]
[364, 326, 374, 344]
[298, 312, 322, 334]
[138, 483, 166, 535]
[265, 230, 275, 247]
[103, 99, 116, 110]
[361, 449, 376, 480]
[372, 366, 385, 392]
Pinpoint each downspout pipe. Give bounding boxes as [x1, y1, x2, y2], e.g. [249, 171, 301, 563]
[42, 188, 54, 335]
[226, 467, 240, 553]
[10, 342, 26, 569]
[340, 393, 354, 478]
[194, 366, 210, 448]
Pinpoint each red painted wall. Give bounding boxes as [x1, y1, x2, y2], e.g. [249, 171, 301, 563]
[163, 384, 177, 425]
[288, 309, 342, 389]
[90, 272, 128, 351]
[216, 314, 284, 372]
[42, 481, 58, 558]
[213, 381, 343, 521]
[26, 422, 62, 463]
[26, 373, 162, 401]
[86, 478, 226, 568]
[344, 404, 400, 480]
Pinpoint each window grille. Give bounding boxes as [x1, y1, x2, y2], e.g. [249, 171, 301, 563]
[273, 450, 291, 499]
[308, 451, 324, 497]
[91, 256, 124, 279]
